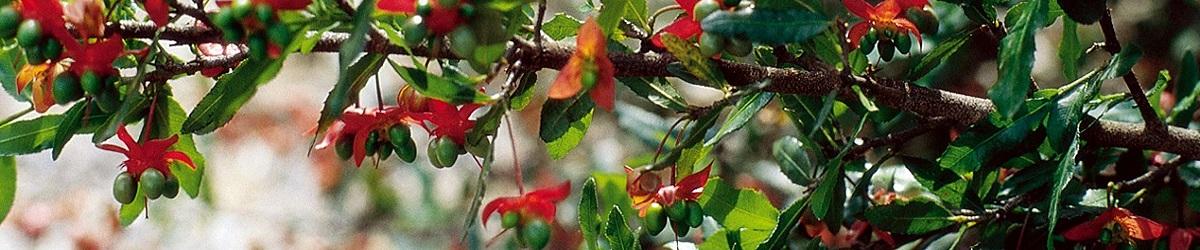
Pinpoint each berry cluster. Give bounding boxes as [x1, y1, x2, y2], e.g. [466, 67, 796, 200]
[211, 0, 294, 60]
[693, 0, 753, 57]
[1, 6, 62, 64]
[334, 124, 418, 164]
[112, 168, 181, 204]
[641, 200, 704, 236]
[397, 0, 477, 57]
[499, 212, 552, 249]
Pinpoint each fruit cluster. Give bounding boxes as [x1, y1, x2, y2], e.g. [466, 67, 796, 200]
[641, 200, 704, 236]
[334, 124, 419, 164]
[499, 212, 552, 249]
[858, 8, 937, 61]
[693, 0, 753, 57]
[211, 0, 293, 60]
[112, 168, 181, 204]
[397, 0, 478, 58]
[1, 6, 62, 64]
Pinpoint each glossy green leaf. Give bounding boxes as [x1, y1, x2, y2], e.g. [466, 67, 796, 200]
[1058, 19, 1081, 79]
[1047, 46, 1140, 151]
[865, 199, 956, 234]
[0, 42, 24, 102]
[0, 115, 63, 156]
[661, 34, 725, 89]
[1045, 136, 1081, 249]
[903, 156, 969, 208]
[1171, 51, 1200, 126]
[700, 8, 827, 45]
[338, 0, 374, 71]
[155, 97, 206, 198]
[543, 13, 582, 40]
[754, 196, 809, 250]
[698, 179, 779, 250]
[314, 53, 386, 141]
[620, 77, 688, 112]
[182, 58, 286, 134]
[539, 97, 595, 159]
[596, 0, 629, 39]
[0, 156, 14, 223]
[772, 136, 814, 186]
[389, 61, 491, 104]
[909, 30, 973, 79]
[603, 205, 640, 250]
[988, 0, 1048, 119]
[1149, 70, 1170, 117]
[118, 178, 146, 226]
[706, 91, 773, 146]
[623, 0, 648, 31]
[938, 110, 1046, 173]
[51, 101, 110, 159]
[579, 178, 602, 250]
[92, 91, 148, 144]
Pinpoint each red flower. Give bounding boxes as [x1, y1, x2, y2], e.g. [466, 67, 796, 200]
[550, 17, 615, 111]
[377, 0, 463, 35]
[18, 0, 75, 45]
[377, 0, 416, 14]
[650, 0, 702, 48]
[255, 0, 312, 10]
[843, 0, 928, 49]
[418, 100, 479, 145]
[65, 35, 125, 77]
[1064, 207, 1167, 242]
[315, 107, 421, 166]
[1171, 228, 1200, 250]
[143, 0, 169, 27]
[98, 126, 196, 178]
[625, 164, 711, 216]
[481, 181, 571, 227]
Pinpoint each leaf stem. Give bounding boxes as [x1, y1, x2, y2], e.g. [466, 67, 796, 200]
[0, 107, 34, 127]
[1099, 10, 1166, 135]
[505, 114, 524, 195]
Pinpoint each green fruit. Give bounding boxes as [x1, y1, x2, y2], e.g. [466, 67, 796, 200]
[906, 8, 940, 35]
[671, 220, 690, 235]
[686, 201, 703, 227]
[213, 11, 243, 41]
[428, 137, 460, 168]
[16, 20, 42, 48]
[437, 0, 458, 8]
[580, 70, 597, 88]
[501, 212, 520, 229]
[643, 202, 667, 236]
[43, 38, 62, 60]
[335, 136, 354, 160]
[521, 219, 551, 250]
[388, 125, 417, 163]
[364, 131, 380, 157]
[377, 139, 393, 160]
[878, 38, 895, 61]
[896, 34, 912, 54]
[723, 0, 741, 7]
[0, 7, 21, 38]
[267, 23, 292, 47]
[113, 172, 136, 204]
[693, 0, 721, 22]
[416, 0, 432, 16]
[725, 38, 752, 57]
[248, 35, 268, 59]
[859, 30, 877, 54]
[666, 201, 687, 222]
[255, 4, 273, 23]
[95, 90, 121, 112]
[23, 43, 44, 63]
[401, 16, 428, 47]
[231, 0, 253, 18]
[162, 178, 179, 199]
[53, 73, 82, 104]
[140, 168, 166, 199]
[698, 32, 726, 57]
[449, 27, 477, 58]
[80, 71, 103, 95]
[458, 3, 475, 17]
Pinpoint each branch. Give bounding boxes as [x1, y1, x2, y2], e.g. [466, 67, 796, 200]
[1099, 10, 1167, 135]
[107, 21, 1200, 159]
[844, 117, 952, 160]
[1117, 157, 1194, 191]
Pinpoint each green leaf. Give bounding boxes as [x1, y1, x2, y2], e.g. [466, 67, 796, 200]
[772, 136, 814, 186]
[809, 163, 844, 226]
[0, 156, 14, 223]
[389, 61, 491, 104]
[1045, 136, 1081, 249]
[539, 97, 595, 159]
[596, 0, 629, 39]
[314, 53, 386, 141]
[1058, 19, 1081, 79]
[579, 178, 602, 250]
[92, 91, 148, 143]
[623, 0, 649, 31]
[603, 205, 640, 250]
[661, 34, 726, 89]
[182, 58, 286, 134]
[698, 178, 779, 250]
[988, 0, 1048, 119]
[938, 110, 1046, 173]
[542, 13, 582, 41]
[620, 77, 688, 112]
[1171, 51, 1200, 126]
[1149, 70, 1170, 117]
[700, 8, 828, 45]
[755, 196, 809, 250]
[865, 199, 956, 234]
[338, 0, 375, 71]
[909, 30, 973, 79]
[0, 115, 64, 156]
[903, 156, 969, 208]
[706, 91, 773, 146]
[52, 101, 110, 159]
[1046, 46, 1140, 151]
[118, 178, 146, 226]
[155, 97, 207, 198]
[0, 42, 25, 102]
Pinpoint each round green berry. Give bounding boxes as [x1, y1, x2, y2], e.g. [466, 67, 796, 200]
[388, 125, 417, 163]
[685, 201, 703, 227]
[698, 32, 726, 57]
[112, 172, 136, 204]
[140, 168, 166, 199]
[162, 177, 180, 199]
[52, 73, 82, 104]
[521, 219, 551, 250]
[693, 0, 721, 22]
[428, 137, 460, 168]
[448, 27, 477, 58]
[335, 136, 354, 160]
[401, 16, 428, 47]
[16, 19, 42, 48]
[643, 202, 667, 236]
[0, 7, 21, 39]
[501, 212, 520, 229]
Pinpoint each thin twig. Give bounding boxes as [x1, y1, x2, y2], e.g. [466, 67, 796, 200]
[0, 107, 34, 127]
[1099, 10, 1167, 135]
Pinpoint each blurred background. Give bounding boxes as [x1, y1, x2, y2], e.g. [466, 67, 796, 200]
[0, 0, 1197, 249]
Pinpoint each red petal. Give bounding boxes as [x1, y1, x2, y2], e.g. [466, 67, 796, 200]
[677, 0, 699, 15]
[98, 144, 129, 154]
[1064, 209, 1118, 241]
[351, 129, 370, 166]
[590, 52, 616, 111]
[549, 59, 584, 100]
[116, 125, 137, 146]
[145, 0, 169, 27]
[894, 19, 923, 47]
[873, 0, 901, 20]
[1172, 229, 1195, 250]
[897, 0, 929, 9]
[847, 22, 871, 50]
[377, 0, 415, 13]
[481, 197, 519, 227]
[843, 0, 875, 19]
[524, 200, 558, 222]
[529, 181, 572, 203]
[263, 0, 312, 10]
[1116, 214, 1167, 240]
[677, 164, 712, 200]
[651, 19, 702, 48]
[164, 151, 196, 169]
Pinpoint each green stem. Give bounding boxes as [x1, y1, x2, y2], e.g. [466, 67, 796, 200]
[0, 107, 34, 127]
